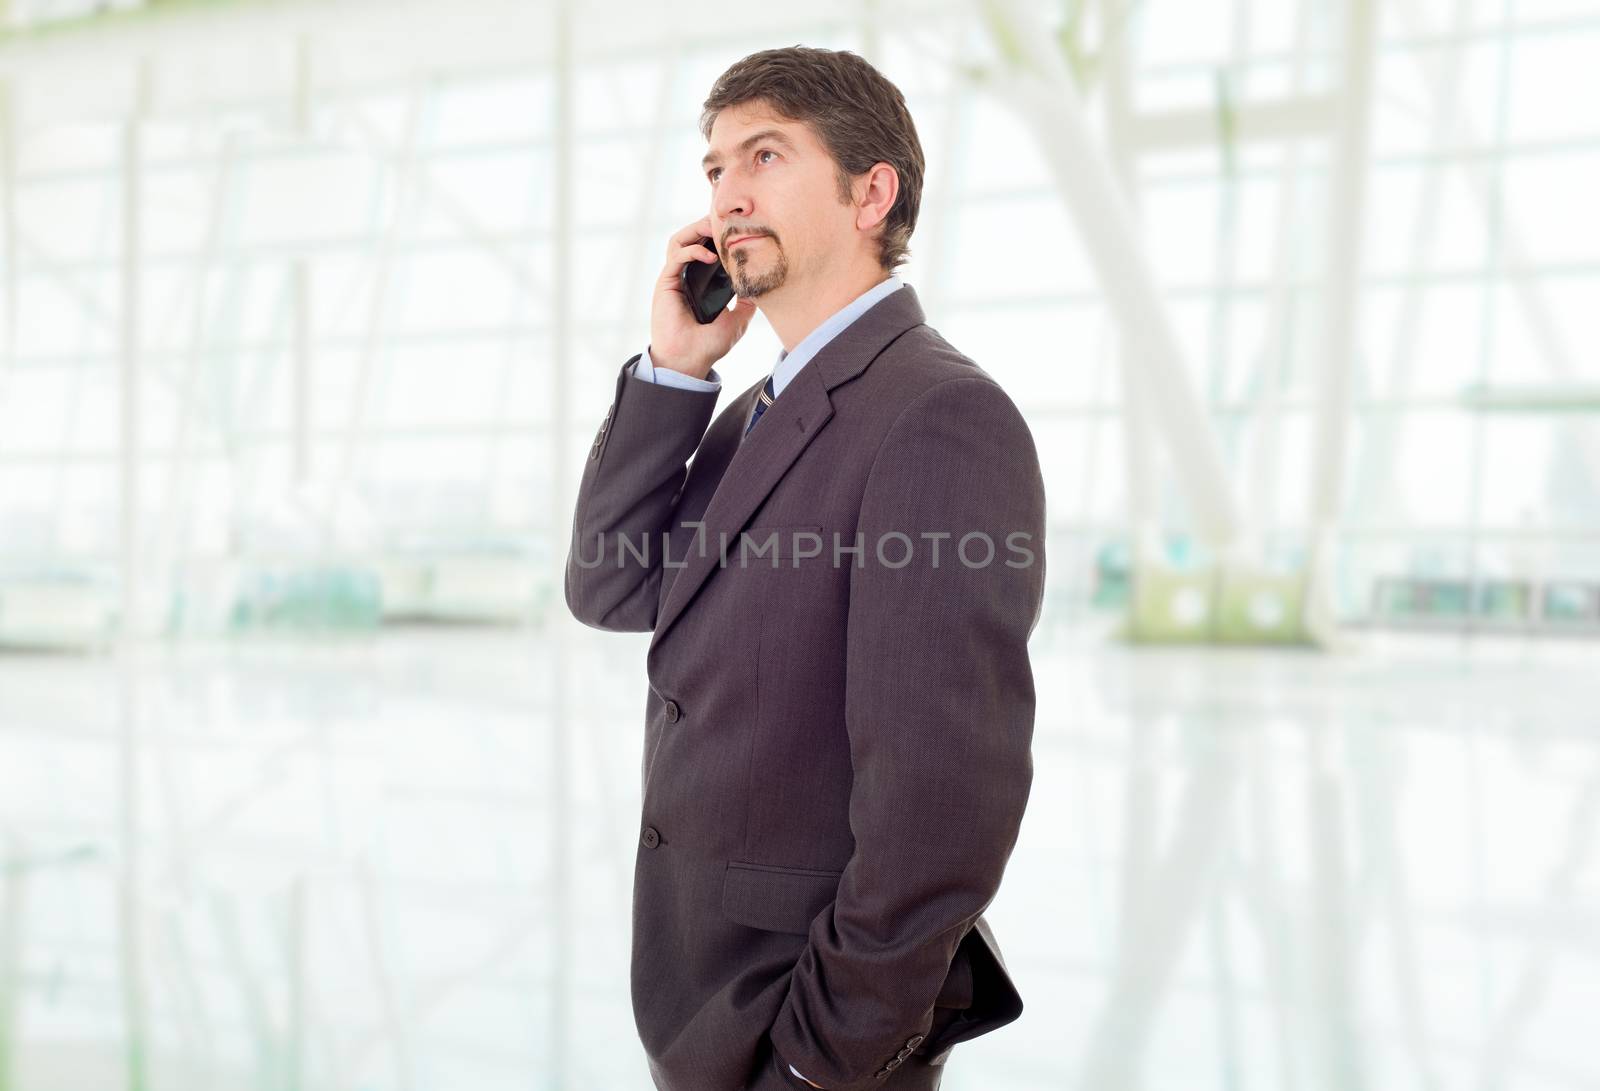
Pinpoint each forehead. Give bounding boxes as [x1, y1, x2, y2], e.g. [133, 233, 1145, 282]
[702, 102, 816, 165]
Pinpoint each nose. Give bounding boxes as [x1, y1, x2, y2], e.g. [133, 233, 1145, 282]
[713, 179, 751, 225]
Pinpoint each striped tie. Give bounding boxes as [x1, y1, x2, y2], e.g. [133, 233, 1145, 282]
[744, 373, 777, 437]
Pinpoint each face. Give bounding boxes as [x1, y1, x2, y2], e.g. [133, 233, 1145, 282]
[702, 100, 857, 301]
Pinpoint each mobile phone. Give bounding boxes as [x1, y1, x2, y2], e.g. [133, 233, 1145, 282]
[679, 235, 735, 324]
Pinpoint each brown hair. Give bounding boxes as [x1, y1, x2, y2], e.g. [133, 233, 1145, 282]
[699, 46, 925, 274]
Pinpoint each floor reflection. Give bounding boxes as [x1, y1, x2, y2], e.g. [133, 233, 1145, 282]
[0, 624, 1595, 1090]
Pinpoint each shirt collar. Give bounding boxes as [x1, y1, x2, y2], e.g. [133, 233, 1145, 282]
[768, 274, 904, 399]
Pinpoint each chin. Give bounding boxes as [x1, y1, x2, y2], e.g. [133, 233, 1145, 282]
[733, 263, 787, 300]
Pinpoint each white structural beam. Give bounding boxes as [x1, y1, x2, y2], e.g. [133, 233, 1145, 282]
[1304, 0, 1379, 641]
[114, 59, 153, 1091]
[1096, 0, 1163, 566]
[1343, 0, 1475, 532]
[118, 61, 150, 639]
[292, 33, 313, 487]
[548, 3, 575, 1089]
[1244, 0, 1320, 537]
[979, 0, 1246, 548]
[1128, 94, 1339, 152]
[906, 17, 971, 331]
[0, 835, 19, 1091]
[0, 75, 13, 384]
[0, 0, 946, 126]
[153, 128, 242, 633]
[604, 27, 678, 366]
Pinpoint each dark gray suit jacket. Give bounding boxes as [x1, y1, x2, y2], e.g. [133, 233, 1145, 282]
[564, 284, 1046, 1090]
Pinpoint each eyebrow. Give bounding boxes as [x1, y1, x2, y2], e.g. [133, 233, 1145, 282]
[702, 129, 796, 172]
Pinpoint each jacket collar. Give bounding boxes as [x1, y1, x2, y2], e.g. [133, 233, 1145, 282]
[648, 282, 927, 657]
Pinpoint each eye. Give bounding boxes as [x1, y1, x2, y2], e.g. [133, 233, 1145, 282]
[708, 148, 778, 183]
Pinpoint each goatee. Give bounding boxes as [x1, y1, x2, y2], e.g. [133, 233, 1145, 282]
[729, 241, 787, 299]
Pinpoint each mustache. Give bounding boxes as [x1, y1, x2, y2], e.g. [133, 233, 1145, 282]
[723, 229, 774, 247]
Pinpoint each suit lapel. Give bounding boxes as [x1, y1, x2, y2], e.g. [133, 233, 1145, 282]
[648, 283, 926, 656]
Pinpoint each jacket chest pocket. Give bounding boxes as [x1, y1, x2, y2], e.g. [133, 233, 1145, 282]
[721, 860, 842, 935]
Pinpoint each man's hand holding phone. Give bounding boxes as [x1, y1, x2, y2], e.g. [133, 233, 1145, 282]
[648, 216, 758, 381]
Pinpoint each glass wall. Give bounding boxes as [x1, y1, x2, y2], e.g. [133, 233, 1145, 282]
[1, 0, 1596, 641]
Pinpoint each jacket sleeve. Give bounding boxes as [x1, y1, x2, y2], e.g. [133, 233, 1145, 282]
[563, 353, 721, 632]
[768, 376, 1047, 1090]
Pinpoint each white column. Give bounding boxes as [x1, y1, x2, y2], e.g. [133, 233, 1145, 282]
[292, 34, 313, 487]
[116, 61, 153, 1091]
[548, 3, 575, 1087]
[1097, 0, 1163, 567]
[1304, 0, 1378, 638]
[0, 77, 15, 387]
[119, 62, 151, 639]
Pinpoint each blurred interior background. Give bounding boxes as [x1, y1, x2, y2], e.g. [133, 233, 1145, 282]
[1, 0, 1597, 1087]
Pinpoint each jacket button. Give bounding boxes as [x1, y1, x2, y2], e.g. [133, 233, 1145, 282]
[664, 700, 680, 723]
[641, 826, 660, 849]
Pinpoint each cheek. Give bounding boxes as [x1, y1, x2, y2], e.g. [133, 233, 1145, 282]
[785, 221, 827, 258]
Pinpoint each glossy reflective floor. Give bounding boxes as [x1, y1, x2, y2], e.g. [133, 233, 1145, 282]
[0, 621, 1595, 1090]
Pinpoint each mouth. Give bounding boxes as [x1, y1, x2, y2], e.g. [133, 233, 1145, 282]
[727, 234, 766, 249]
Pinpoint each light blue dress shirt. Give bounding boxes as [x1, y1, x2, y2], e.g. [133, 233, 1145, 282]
[633, 273, 905, 418]
[633, 273, 904, 1089]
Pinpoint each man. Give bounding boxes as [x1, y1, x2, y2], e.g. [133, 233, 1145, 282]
[565, 46, 1046, 1091]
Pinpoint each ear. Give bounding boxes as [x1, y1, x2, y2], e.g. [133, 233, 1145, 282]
[853, 162, 899, 233]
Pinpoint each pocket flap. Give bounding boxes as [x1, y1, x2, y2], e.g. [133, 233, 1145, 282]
[721, 861, 842, 935]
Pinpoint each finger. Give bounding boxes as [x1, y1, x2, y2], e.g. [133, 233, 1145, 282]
[658, 243, 718, 284]
[716, 292, 756, 330]
[669, 217, 715, 251]
[665, 240, 717, 267]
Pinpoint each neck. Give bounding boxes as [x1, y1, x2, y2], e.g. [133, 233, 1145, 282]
[762, 262, 891, 354]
